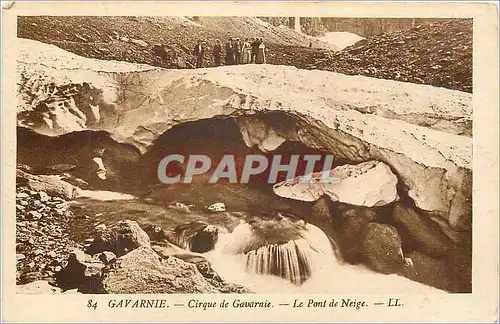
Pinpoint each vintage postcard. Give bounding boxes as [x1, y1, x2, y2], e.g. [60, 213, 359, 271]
[1, 1, 498, 323]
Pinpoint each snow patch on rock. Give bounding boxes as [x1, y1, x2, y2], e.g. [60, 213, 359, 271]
[315, 31, 365, 50]
[273, 161, 399, 207]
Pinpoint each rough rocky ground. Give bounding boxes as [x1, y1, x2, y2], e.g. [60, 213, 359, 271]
[18, 16, 472, 92]
[17, 16, 335, 70]
[16, 168, 251, 294]
[16, 170, 83, 285]
[15, 165, 469, 293]
[313, 19, 473, 92]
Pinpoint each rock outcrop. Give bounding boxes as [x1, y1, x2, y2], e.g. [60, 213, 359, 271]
[101, 246, 220, 294]
[165, 221, 219, 253]
[273, 160, 399, 207]
[87, 220, 150, 256]
[56, 250, 108, 293]
[391, 203, 453, 256]
[142, 224, 167, 241]
[17, 39, 472, 232]
[52, 220, 251, 294]
[16, 280, 63, 294]
[362, 223, 404, 274]
[331, 204, 377, 264]
[17, 169, 77, 200]
[404, 251, 453, 292]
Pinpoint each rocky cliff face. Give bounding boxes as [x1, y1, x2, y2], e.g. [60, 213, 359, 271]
[320, 18, 445, 37]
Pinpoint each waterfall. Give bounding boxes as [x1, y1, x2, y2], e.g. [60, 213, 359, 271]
[209, 220, 339, 286]
[245, 240, 312, 285]
[244, 220, 341, 285]
[294, 16, 301, 33]
[205, 219, 446, 294]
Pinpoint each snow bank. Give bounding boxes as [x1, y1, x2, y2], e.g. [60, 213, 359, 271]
[316, 31, 365, 50]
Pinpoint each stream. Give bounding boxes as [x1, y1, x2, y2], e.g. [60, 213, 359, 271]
[68, 189, 445, 294]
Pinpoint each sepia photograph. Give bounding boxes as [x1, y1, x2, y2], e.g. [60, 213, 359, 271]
[2, 1, 498, 322]
[14, 14, 473, 295]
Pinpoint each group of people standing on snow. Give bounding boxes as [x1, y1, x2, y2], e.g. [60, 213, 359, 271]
[193, 37, 267, 68]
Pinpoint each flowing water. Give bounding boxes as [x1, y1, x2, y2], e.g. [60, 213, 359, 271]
[70, 190, 445, 294]
[206, 222, 444, 294]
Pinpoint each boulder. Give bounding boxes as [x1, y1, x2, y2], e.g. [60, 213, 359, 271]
[142, 224, 166, 241]
[334, 205, 376, 263]
[56, 250, 106, 293]
[405, 251, 453, 292]
[447, 167, 472, 230]
[101, 246, 219, 294]
[391, 203, 453, 256]
[166, 221, 219, 253]
[151, 241, 188, 257]
[16, 169, 77, 200]
[151, 242, 252, 293]
[309, 196, 344, 261]
[17, 280, 62, 294]
[444, 233, 472, 293]
[95, 224, 107, 232]
[87, 220, 150, 256]
[273, 161, 398, 207]
[310, 195, 336, 238]
[362, 222, 404, 274]
[96, 251, 117, 265]
[154, 243, 220, 279]
[16, 192, 30, 199]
